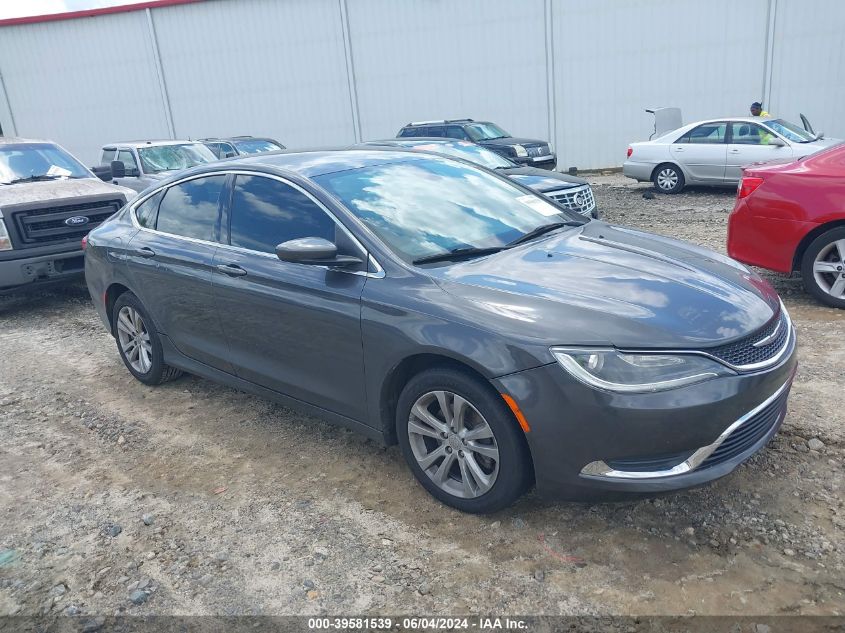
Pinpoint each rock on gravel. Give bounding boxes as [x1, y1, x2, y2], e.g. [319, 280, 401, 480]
[808, 438, 825, 451]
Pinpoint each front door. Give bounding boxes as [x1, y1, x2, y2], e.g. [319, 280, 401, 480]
[670, 122, 728, 182]
[124, 174, 235, 373]
[725, 121, 793, 182]
[212, 173, 369, 421]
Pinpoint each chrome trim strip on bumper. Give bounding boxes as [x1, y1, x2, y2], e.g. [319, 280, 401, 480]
[579, 378, 792, 480]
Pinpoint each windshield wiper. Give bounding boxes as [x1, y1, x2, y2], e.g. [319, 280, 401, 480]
[413, 245, 509, 265]
[8, 174, 65, 184]
[506, 222, 579, 247]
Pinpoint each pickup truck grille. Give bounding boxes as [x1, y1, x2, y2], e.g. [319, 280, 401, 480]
[11, 199, 122, 247]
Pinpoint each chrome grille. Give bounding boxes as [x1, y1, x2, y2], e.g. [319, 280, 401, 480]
[703, 309, 791, 370]
[527, 145, 549, 157]
[547, 185, 595, 216]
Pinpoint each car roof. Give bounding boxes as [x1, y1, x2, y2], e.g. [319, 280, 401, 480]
[404, 119, 475, 127]
[0, 136, 55, 146]
[361, 138, 458, 146]
[102, 140, 205, 149]
[190, 148, 436, 179]
[200, 136, 280, 143]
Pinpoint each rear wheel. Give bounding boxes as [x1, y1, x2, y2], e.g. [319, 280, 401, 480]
[396, 368, 532, 513]
[801, 228, 845, 309]
[112, 292, 183, 385]
[652, 163, 685, 194]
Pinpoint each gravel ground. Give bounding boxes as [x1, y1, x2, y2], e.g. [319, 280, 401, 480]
[0, 176, 842, 621]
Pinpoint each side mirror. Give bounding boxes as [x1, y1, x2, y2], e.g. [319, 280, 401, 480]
[224, 151, 237, 158]
[275, 237, 363, 267]
[769, 137, 786, 147]
[91, 165, 112, 181]
[110, 160, 126, 178]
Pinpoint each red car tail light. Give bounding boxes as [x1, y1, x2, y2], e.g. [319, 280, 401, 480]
[626, 146, 633, 158]
[738, 176, 764, 199]
[81, 234, 88, 250]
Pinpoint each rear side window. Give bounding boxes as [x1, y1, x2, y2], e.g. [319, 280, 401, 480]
[677, 123, 727, 144]
[445, 126, 467, 139]
[399, 127, 421, 137]
[228, 175, 336, 254]
[135, 191, 163, 229]
[156, 175, 227, 241]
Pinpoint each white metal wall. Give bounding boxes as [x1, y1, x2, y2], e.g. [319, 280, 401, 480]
[0, 0, 842, 169]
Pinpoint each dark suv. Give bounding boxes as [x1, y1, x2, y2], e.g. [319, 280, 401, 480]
[397, 119, 556, 170]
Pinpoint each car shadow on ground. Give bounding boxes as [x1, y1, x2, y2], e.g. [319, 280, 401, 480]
[0, 281, 90, 317]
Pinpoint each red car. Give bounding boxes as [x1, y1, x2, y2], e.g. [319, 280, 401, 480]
[727, 142, 845, 309]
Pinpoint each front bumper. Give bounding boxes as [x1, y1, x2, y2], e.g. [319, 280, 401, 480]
[513, 154, 557, 170]
[623, 160, 655, 182]
[0, 248, 85, 291]
[494, 336, 797, 500]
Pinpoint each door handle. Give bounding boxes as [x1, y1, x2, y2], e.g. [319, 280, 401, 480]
[729, 149, 741, 153]
[130, 247, 156, 258]
[674, 147, 684, 152]
[216, 263, 248, 277]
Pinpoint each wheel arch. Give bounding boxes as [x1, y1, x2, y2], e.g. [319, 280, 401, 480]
[650, 161, 688, 182]
[379, 352, 496, 445]
[793, 219, 845, 271]
[104, 282, 132, 335]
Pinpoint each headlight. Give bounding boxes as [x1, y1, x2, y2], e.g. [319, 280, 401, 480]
[0, 218, 12, 251]
[550, 347, 734, 393]
[513, 144, 528, 158]
[548, 142, 555, 154]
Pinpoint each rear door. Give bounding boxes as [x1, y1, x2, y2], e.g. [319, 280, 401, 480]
[670, 122, 728, 181]
[212, 173, 369, 420]
[124, 174, 235, 373]
[725, 121, 793, 182]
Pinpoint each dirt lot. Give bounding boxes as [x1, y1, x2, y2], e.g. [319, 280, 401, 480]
[1, 176, 843, 621]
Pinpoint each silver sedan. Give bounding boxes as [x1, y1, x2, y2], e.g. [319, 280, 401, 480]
[623, 116, 839, 193]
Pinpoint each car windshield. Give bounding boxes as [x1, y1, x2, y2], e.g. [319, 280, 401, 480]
[233, 139, 284, 154]
[138, 143, 217, 174]
[407, 141, 515, 169]
[464, 122, 510, 142]
[761, 119, 815, 143]
[314, 155, 582, 264]
[0, 143, 91, 185]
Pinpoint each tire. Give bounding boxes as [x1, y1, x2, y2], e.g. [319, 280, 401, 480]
[112, 292, 183, 385]
[396, 367, 532, 513]
[652, 163, 685, 194]
[800, 227, 845, 309]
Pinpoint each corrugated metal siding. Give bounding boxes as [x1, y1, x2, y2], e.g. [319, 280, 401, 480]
[551, 0, 770, 169]
[0, 0, 842, 169]
[151, 0, 355, 147]
[0, 11, 170, 164]
[346, 0, 548, 143]
[767, 0, 845, 138]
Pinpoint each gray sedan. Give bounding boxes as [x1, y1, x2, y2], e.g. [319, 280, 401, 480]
[84, 149, 796, 512]
[624, 116, 839, 193]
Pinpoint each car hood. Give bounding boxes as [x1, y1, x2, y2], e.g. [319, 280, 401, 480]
[477, 137, 548, 148]
[0, 177, 135, 207]
[503, 167, 586, 192]
[427, 222, 780, 349]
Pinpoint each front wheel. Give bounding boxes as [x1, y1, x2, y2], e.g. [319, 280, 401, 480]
[652, 164, 685, 194]
[396, 368, 532, 513]
[801, 228, 845, 309]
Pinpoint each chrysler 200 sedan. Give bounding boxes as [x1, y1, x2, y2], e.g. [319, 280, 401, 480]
[84, 149, 797, 513]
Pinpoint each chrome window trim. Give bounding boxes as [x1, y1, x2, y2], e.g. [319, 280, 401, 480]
[580, 377, 792, 480]
[128, 169, 385, 279]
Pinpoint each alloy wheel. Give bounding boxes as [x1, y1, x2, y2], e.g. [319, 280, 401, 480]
[116, 306, 153, 374]
[407, 390, 500, 499]
[812, 239, 845, 300]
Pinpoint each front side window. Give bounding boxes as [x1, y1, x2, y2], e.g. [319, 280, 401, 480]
[677, 123, 727, 144]
[155, 175, 226, 241]
[445, 126, 468, 140]
[138, 143, 217, 174]
[464, 122, 509, 141]
[762, 118, 813, 143]
[101, 149, 116, 164]
[117, 150, 140, 176]
[232, 139, 283, 154]
[228, 175, 336, 254]
[730, 122, 768, 145]
[314, 155, 582, 263]
[0, 143, 91, 184]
